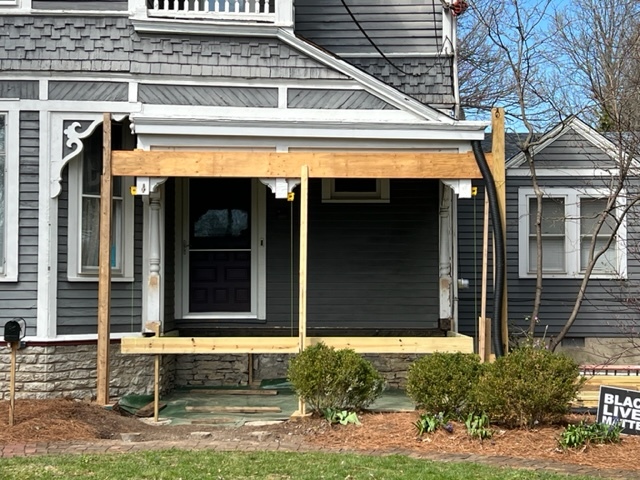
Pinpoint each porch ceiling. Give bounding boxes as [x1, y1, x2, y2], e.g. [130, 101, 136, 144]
[111, 150, 486, 179]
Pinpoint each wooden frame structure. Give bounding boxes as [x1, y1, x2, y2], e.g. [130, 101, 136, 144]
[96, 109, 507, 406]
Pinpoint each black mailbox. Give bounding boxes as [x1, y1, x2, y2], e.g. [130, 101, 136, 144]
[4, 319, 22, 343]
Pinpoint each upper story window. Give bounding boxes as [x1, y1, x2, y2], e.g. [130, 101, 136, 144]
[518, 187, 626, 279]
[0, 111, 19, 282]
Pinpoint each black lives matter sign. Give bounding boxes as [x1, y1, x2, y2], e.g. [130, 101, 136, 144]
[597, 385, 640, 435]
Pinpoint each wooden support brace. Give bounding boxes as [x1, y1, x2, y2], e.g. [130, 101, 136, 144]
[298, 164, 309, 417]
[96, 113, 112, 406]
[491, 108, 508, 353]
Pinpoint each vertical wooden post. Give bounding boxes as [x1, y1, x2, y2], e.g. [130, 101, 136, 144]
[297, 165, 309, 416]
[154, 354, 160, 422]
[96, 113, 113, 406]
[491, 108, 508, 353]
[8, 342, 17, 426]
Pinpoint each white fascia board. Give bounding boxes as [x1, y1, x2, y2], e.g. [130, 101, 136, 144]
[508, 168, 620, 177]
[276, 29, 458, 124]
[132, 117, 487, 141]
[138, 104, 425, 123]
[131, 18, 281, 37]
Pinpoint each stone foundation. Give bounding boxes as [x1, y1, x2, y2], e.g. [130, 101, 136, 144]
[556, 337, 640, 365]
[0, 344, 167, 401]
[174, 353, 420, 389]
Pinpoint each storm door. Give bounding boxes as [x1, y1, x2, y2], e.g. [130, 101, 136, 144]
[180, 178, 265, 318]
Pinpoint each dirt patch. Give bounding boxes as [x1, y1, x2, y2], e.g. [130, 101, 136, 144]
[2, 399, 640, 472]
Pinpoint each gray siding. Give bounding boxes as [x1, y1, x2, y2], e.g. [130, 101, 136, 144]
[0, 112, 40, 336]
[458, 174, 640, 340]
[48, 81, 128, 102]
[533, 130, 614, 168]
[456, 181, 493, 338]
[0, 17, 348, 81]
[32, 0, 127, 10]
[295, 0, 442, 55]
[177, 179, 440, 332]
[163, 179, 176, 333]
[0, 81, 38, 99]
[139, 84, 277, 107]
[287, 89, 397, 109]
[505, 176, 639, 338]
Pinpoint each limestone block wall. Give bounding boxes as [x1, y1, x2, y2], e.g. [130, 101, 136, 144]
[174, 353, 419, 389]
[0, 343, 171, 400]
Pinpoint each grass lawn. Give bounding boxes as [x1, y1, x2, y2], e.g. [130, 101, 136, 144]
[0, 450, 601, 479]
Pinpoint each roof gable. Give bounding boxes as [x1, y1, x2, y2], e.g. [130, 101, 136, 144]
[506, 117, 619, 169]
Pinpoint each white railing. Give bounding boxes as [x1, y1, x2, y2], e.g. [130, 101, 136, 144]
[148, 0, 276, 22]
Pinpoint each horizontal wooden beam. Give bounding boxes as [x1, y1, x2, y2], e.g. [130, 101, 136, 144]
[121, 334, 474, 355]
[121, 336, 300, 354]
[307, 335, 474, 354]
[112, 150, 486, 179]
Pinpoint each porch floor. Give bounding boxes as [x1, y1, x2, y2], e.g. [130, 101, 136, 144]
[120, 384, 415, 427]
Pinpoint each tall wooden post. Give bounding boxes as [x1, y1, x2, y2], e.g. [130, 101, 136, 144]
[491, 108, 508, 352]
[96, 113, 113, 405]
[297, 165, 309, 416]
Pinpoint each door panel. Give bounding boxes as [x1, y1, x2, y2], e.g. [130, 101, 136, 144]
[187, 179, 253, 314]
[189, 251, 251, 312]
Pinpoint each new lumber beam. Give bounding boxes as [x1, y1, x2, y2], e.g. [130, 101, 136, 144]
[111, 151, 487, 179]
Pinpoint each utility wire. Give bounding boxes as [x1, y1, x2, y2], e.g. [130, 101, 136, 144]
[339, 0, 410, 76]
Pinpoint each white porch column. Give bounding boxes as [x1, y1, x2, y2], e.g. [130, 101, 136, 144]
[145, 192, 163, 335]
[439, 183, 453, 329]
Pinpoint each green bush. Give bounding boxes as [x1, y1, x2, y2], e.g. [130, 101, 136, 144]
[472, 346, 585, 428]
[287, 343, 385, 413]
[405, 352, 483, 417]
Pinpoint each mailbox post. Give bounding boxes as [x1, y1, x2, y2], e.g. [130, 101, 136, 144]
[4, 318, 25, 427]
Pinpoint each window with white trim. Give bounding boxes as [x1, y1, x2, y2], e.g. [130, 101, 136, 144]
[518, 188, 626, 279]
[321, 179, 390, 203]
[0, 111, 19, 282]
[67, 127, 134, 281]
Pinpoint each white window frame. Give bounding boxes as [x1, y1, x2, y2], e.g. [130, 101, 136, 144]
[0, 110, 19, 282]
[518, 187, 627, 280]
[67, 151, 135, 282]
[321, 178, 390, 203]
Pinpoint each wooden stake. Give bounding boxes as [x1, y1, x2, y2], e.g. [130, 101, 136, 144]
[491, 108, 508, 353]
[298, 165, 309, 417]
[96, 113, 113, 406]
[8, 342, 17, 427]
[154, 354, 160, 422]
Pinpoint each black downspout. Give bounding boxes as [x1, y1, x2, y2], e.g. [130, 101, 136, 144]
[471, 140, 506, 357]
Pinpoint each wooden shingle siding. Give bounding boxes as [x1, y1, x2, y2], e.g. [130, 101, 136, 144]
[0, 81, 38, 100]
[48, 82, 128, 102]
[295, 0, 441, 55]
[0, 112, 40, 336]
[287, 89, 397, 109]
[139, 84, 278, 108]
[32, 0, 128, 10]
[346, 57, 455, 108]
[56, 170, 144, 335]
[177, 179, 440, 332]
[0, 17, 349, 81]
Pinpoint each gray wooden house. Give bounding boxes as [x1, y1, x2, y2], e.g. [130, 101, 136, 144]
[0, 0, 494, 400]
[458, 117, 638, 363]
